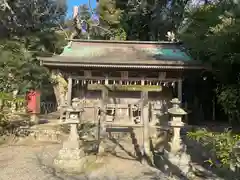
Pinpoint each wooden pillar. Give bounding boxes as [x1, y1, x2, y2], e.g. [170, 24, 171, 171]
[141, 76, 145, 86]
[101, 88, 108, 122]
[67, 76, 73, 106]
[141, 91, 150, 156]
[105, 75, 109, 85]
[177, 79, 182, 103]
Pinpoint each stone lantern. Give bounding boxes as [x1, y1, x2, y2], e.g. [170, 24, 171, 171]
[54, 105, 86, 173]
[164, 98, 191, 177]
[167, 98, 186, 153]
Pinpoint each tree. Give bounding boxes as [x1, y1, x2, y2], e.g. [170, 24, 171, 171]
[179, 0, 240, 124]
[79, 4, 92, 21]
[98, 0, 126, 40]
[0, 0, 67, 107]
[113, 0, 191, 41]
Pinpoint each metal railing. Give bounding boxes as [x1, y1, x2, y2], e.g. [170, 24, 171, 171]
[40, 102, 58, 114]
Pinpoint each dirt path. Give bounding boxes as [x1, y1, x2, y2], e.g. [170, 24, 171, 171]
[0, 143, 167, 180]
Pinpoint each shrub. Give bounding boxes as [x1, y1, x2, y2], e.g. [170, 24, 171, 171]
[0, 92, 25, 135]
[187, 128, 240, 172]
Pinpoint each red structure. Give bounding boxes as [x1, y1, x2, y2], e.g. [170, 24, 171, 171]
[27, 90, 40, 114]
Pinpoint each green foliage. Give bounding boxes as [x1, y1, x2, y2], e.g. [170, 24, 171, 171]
[0, 39, 48, 93]
[187, 128, 240, 171]
[72, 0, 190, 41]
[179, 0, 240, 124]
[0, 92, 25, 134]
[97, 0, 126, 40]
[0, 0, 67, 95]
[79, 4, 92, 21]
[0, 92, 25, 107]
[116, 0, 190, 40]
[216, 84, 240, 123]
[0, 0, 66, 37]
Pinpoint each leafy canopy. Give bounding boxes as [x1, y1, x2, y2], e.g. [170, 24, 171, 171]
[0, 0, 67, 94]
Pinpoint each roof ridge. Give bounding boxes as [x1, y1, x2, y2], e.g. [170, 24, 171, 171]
[68, 39, 181, 45]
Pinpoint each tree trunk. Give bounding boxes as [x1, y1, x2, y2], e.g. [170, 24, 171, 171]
[11, 89, 18, 113]
[50, 70, 68, 110]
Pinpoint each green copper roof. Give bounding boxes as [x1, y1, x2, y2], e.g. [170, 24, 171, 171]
[62, 46, 106, 58]
[60, 41, 192, 62]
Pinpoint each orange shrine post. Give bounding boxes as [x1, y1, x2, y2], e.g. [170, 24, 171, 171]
[27, 90, 41, 123]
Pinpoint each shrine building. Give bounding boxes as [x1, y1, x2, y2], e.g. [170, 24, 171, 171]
[40, 40, 208, 125]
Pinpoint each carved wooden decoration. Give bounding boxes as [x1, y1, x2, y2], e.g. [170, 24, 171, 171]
[84, 70, 92, 78]
[158, 72, 166, 79]
[121, 71, 128, 80]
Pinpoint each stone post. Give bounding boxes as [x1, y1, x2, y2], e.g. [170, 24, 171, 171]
[164, 98, 192, 177]
[54, 106, 86, 173]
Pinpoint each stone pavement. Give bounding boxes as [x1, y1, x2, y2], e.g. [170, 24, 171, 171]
[0, 144, 168, 180]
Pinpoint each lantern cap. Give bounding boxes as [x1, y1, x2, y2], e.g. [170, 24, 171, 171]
[168, 98, 187, 115]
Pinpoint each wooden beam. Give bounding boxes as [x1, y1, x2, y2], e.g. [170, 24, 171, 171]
[71, 75, 178, 82]
[87, 84, 162, 92]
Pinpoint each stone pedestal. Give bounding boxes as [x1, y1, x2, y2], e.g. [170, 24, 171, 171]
[54, 148, 86, 173]
[164, 98, 191, 176]
[164, 150, 192, 175]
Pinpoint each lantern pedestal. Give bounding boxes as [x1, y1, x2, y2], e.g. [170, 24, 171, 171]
[53, 147, 86, 173]
[54, 107, 86, 173]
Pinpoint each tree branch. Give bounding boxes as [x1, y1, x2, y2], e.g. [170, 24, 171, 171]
[58, 24, 69, 39]
[1, 0, 14, 14]
[88, 0, 95, 15]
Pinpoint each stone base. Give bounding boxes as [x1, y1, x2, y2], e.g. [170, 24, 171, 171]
[164, 150, 191, 176]
[53, 148, 87, 173]
[30, 114, 39, 123]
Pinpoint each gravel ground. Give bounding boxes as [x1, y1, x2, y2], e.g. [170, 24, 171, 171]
[0, 143, 169, 180]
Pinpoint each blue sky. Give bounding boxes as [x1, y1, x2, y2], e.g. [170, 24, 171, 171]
[67, 0, 96, 18]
